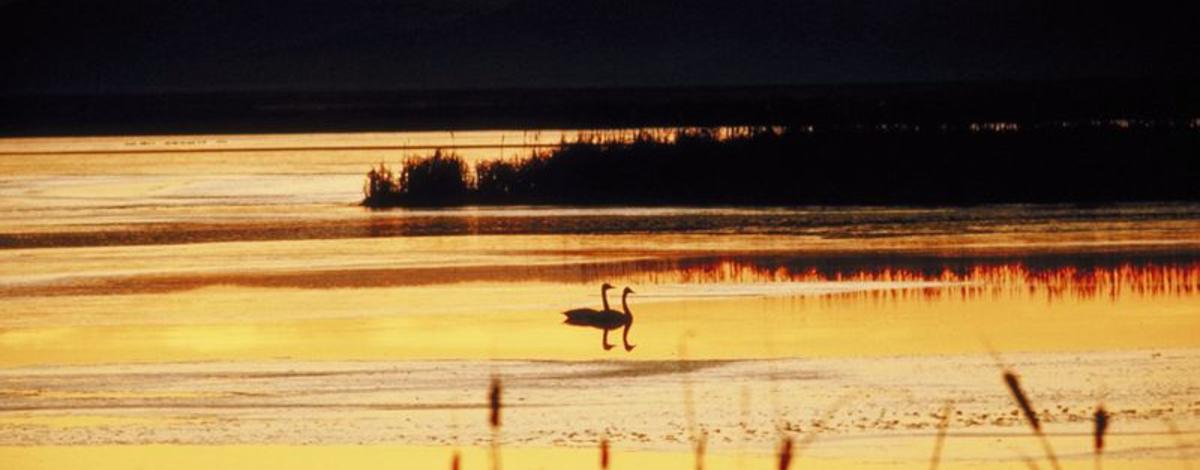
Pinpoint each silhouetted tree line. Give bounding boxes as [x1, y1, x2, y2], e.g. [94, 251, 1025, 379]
[363, 126, 1200, 207]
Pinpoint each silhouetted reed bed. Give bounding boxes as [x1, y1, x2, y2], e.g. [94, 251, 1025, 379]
[364, 126, 1200, 207]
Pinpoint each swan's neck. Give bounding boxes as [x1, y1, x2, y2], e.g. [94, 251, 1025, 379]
[601, 287, 611, 311]
[621, 292, 632, 321]
[621, 293, 635, 351]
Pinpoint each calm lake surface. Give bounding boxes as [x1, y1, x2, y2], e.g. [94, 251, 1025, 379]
[1, 132, 1198, 468]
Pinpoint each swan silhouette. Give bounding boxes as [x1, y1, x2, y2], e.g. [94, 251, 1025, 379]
[562, 285, 636, 352]
[614, 286, 636, 351]
[561, 283, 618, 350]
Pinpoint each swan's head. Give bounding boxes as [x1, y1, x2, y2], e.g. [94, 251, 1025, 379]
[601, 283, 615, 291]
[623, 287, 635, 295]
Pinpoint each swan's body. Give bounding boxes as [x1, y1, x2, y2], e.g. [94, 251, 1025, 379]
[561, 286, 636, 352]
[561, 309, 627, 329]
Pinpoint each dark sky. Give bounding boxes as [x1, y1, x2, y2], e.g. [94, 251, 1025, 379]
[1, 0, 1196, 95]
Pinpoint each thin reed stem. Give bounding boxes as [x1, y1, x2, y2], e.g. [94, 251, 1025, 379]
[929, 401, 954, 470]
[1164, 418, 1195, 470]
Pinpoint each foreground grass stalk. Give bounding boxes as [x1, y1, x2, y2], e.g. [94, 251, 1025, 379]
[777, 436, 794, 470]
[1163, 418, 1195, 470]
[1093, 405, 1109, 470]
[489, 376, 502, 470]
[1003, 370, 1060, 470]
[600, 438, 609, 470]
[929, 401, 954, 470]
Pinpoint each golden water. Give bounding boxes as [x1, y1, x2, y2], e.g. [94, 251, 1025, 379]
[2, 133, 1199, 468]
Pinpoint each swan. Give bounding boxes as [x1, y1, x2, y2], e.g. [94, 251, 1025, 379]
[615, 286, 636, 352]
[561, 283, 619, 350]
[561, 285, 636, 352]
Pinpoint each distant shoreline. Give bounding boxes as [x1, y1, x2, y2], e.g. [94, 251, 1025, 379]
[4, 79, 1199, 137]
[0, 143, 557, 156]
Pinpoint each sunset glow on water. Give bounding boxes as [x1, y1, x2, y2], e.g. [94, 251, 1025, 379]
[2, 134, 1199, 469]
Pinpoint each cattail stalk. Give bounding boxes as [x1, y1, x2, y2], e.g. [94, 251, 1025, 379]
[1003, 370, 1060, 470]
[489, 376, 502, 470]
[1093, 405, 1109, 470]
[1004, 371, 1040, 432]
[777, 436, 794, 470]
[679, 334, 704, 470]
[929, 401, 954, 470]
[600, 438, 610, 470]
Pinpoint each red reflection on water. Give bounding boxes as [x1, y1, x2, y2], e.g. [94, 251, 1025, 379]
[616, 259, 1200, 303]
